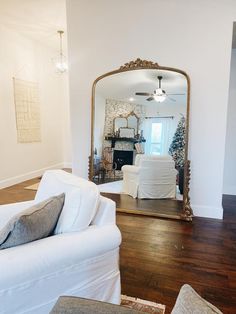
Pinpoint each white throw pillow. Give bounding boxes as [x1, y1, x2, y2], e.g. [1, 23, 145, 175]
[35, 170, 100, 234]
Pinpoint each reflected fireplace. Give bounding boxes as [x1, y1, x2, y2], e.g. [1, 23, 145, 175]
[113, 150, 133, 170]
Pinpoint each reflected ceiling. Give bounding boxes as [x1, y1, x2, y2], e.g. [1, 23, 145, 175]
[96, 69, 187, 106]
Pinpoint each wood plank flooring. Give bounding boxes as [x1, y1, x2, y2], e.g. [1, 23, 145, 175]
[101, 192, 183, 218]
[0, 177, 39, 205]
[0, 178, 236, 313]
[117, 197, 236, 314]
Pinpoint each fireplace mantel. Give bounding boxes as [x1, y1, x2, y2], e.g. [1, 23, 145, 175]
[104, 136, 146, 148]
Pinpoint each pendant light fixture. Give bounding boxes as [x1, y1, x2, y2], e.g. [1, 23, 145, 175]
[55, 30, 68, 73]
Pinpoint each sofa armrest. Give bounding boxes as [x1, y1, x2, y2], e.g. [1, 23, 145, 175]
[91, 196, 116, 226]
[0, 200, 35, 230]
[0, 225, 121, 307]
[121, 165, 140, 174]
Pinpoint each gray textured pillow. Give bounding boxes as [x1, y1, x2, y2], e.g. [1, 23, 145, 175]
[171, 284, 223, 314]
[0, 193, 65, 250]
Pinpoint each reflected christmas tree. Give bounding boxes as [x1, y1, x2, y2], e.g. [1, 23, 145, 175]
[169, 116, 185, 168]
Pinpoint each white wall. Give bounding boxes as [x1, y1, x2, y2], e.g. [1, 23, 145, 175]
[66, 0, 236, 219]
[223, 49, 236, 195]
[0, 25, 71, 188]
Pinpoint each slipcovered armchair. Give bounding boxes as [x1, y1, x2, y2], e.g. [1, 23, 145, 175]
[122, 154, 177, 199]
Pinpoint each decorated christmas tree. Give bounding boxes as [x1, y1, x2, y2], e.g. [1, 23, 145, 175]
[169, 116, 186, 168]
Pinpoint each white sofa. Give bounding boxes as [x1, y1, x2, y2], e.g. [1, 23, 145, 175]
[122, 154, 178, 199]
[0, 170, 122, 314]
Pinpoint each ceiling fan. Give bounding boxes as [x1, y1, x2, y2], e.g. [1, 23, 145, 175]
[135, 76, 185, 102]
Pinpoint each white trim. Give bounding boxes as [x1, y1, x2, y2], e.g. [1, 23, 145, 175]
[191, 204, 223, 219]
[0, 163, 65, 189]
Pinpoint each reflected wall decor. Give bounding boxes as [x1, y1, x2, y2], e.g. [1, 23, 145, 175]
[13, 78, 41, 143]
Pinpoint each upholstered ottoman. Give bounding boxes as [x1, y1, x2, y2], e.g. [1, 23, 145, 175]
[50, 297, 142, 314]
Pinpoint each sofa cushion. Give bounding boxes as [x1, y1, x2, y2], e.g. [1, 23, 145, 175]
[35, 170, 100, 234]
[0, 194, 65, 250]
[171, 284, 223, 314]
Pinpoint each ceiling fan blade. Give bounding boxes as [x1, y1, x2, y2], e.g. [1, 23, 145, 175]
[167, 96, 176, 102]
[135, 92, 151, 96]
[146, 96, 155, 101]
[166, 93, 185, 96]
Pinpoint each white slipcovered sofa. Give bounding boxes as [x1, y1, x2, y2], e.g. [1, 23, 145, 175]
[0, 170, 122, 314]
[122, 154, 177, 199]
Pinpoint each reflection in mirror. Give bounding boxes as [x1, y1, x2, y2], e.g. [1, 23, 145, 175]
[127, 112, 139, 134]
[114, 117, 127, 133]
[91, 60, 192, 221]
[119, 127, 135, 138]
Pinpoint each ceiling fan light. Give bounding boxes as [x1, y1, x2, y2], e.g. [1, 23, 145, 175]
[154, 94, 166, 102]
[156, 88, 164, 95]
[153, 87, 166, 102]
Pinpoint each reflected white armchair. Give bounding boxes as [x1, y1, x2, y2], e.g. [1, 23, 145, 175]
[122, 154, 177, 199]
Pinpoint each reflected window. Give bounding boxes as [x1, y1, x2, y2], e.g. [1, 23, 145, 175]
[150, 123, 162, 155]
[144, 117, 173, 155]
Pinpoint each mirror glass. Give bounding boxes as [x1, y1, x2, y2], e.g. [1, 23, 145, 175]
[127, 113, 138, 134]
[91, 65, 191, 220]
[114, 117, 127, 133]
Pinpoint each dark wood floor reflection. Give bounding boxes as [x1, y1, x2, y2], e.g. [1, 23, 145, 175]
[101, 192, 182, 218]
[0, 179, 236, 313]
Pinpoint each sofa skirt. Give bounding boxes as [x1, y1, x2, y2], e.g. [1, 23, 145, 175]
[0, 246, 121, 314]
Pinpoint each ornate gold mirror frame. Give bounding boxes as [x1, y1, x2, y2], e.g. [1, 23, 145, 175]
[89, 58, 193, 221]
[126, 111, 139, 134]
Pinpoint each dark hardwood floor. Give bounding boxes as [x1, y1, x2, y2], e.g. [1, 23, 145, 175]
[118, 196, 236, 314]
[101, 192, 182, 218]
[0, 178, 236, 313]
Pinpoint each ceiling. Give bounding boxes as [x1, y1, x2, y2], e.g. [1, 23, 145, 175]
[0, 0, 67, 50]
[96, 69, 187, 107]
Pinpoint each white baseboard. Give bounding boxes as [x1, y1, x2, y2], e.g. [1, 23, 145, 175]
[0, 163, 65, 189]
[191, 204, 223, 219]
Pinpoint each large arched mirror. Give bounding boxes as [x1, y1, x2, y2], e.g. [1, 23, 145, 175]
[90, 59, 192, 221]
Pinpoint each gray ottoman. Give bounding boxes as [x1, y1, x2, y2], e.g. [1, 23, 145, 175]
[50, 296, 142, 314]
